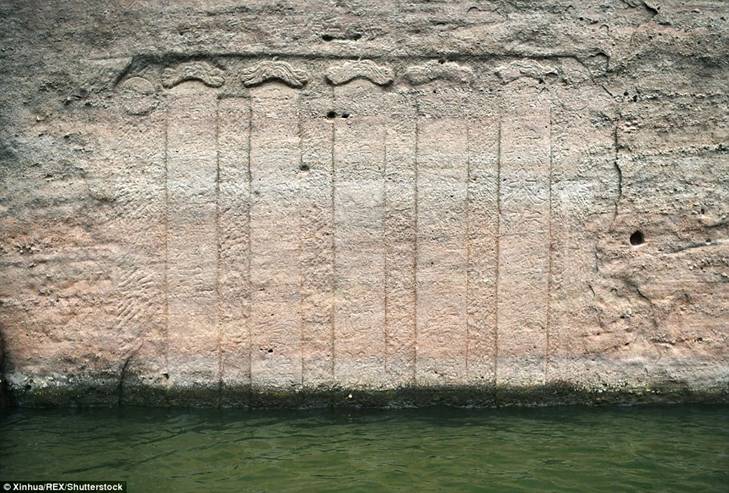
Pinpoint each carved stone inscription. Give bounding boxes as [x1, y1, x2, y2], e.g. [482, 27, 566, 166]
[217, 97, 252, 394]
[299, 91, 336, 387]
[165, 85, 219, 386]
[249, 83, 302, 387]
[332, 79, 388, 386]
[415, 89, 470, 385]
[106, 60, 556, 391]
[497, 79, 552, 386]
[465, 101, 499, 385]
[382, 90, 417, 386]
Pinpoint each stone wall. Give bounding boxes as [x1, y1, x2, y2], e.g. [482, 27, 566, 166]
[0, 0, 728, 406]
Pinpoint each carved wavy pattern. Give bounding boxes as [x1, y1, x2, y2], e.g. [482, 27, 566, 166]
[240, 61, 308, 88]
[404, 60, 474, 85]
[161, 61, 225, 88]
[495, 60, 557, 84]
[325, 60, 394, 86]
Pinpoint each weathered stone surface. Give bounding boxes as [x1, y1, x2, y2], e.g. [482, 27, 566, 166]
[0, 0, 728, 407]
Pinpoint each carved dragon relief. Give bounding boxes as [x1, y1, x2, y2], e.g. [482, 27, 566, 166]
[325, 60, 394, 86]
[239, 60, 308, 88]
[161, 61, 225, 89]
[115, 56, 529, 111]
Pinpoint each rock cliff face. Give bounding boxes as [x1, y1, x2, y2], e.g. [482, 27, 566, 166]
[0, 0, 728, 407]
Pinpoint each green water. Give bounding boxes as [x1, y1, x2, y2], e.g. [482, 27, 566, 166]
[1, 405, 728, 492]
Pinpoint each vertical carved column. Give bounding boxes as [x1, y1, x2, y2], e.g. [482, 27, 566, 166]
[332, 79, 387, 387]
[248, 83, 302, 388]
[165, 85, 219, 387]
[299, 89, 336, 387]
[415, 88, 470, 385]
[383, 89, 418, 386]
[464, 97, 499, 385]
[217, 97, 252, 398]
[111, 77, 167, 400]
[496, 75, 552, 386]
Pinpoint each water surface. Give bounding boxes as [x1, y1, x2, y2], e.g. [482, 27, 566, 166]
[1, 405, 728, 492]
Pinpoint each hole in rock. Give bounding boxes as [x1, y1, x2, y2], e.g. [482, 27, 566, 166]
[322, 32, 361, 42]
[299, 163, 310, 172]
[629, 230, 645, 246]
[326, 111, 336, 119]
[341, 112, 350, 118]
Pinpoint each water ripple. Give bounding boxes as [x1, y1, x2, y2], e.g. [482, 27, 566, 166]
[1, 405, 728, 492]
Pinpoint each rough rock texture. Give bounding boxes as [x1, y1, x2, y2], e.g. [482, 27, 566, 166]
[0, 0, 728, 407]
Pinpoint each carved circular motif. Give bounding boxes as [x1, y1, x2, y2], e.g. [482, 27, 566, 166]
[118, 76, 158, 116]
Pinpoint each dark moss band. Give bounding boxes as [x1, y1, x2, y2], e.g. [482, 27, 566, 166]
[6, 381, 729, 409]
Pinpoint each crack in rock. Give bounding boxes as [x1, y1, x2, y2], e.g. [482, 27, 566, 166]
[611, 116, 624, 224]
[117, 345, 142, 407]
